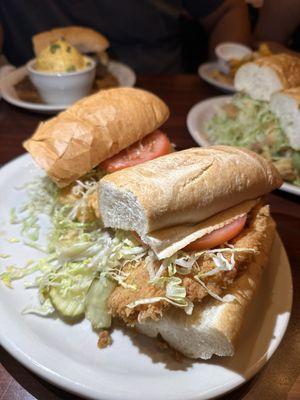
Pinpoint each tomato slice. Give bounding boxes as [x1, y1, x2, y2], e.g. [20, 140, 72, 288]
[101, 130, 171, 173]
[183, 215, 247, 252]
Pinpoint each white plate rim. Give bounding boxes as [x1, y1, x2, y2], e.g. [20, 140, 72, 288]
[186, 95, 300, 197]
[0, 154, 293, 400]
[1, 66, 68, 112]
[198, 62, 235, 93]
[1, 61, 136, 113]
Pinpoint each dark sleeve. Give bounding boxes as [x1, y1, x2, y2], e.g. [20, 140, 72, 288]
[182, 0, 224, 19]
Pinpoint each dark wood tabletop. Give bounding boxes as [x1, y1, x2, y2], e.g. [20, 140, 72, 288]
[0, 74, 299, 400]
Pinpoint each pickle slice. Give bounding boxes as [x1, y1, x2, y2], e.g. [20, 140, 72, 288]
[85, 275, 116, 329]
[49, 286, 86, 318]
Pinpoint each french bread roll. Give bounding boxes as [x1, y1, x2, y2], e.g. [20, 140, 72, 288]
[99, 146, 282, 235]
[234, 54, 300, 101]
[270, 87, 300, 150]
[23, 88, 169, 187]
[137, 206, 276, 359]
[32, 26, 109, 55]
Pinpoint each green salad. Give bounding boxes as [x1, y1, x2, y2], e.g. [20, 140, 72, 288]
[205, 93, 300, 186]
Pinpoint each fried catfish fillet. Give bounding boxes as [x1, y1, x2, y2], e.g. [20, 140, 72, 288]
[108, 204, 274, 324]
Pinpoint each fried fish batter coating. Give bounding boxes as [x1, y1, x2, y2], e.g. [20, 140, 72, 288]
[108, 204, 273, 324]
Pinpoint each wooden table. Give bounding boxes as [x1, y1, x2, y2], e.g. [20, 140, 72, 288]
[0, 75, 299, 400]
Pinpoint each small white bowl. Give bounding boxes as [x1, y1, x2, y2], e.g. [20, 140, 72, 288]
[215, 42, 252, 74]
[27, 57, 96, 106]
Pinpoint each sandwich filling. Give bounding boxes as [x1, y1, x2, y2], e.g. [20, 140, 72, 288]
[108, 201, 270, 324]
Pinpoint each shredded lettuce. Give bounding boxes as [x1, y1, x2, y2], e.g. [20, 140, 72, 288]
[0, 254, 10, 259]
[195, 247, 257, 278]
[10, 176, 59, 241]
[22, 298, 56, 316]
[204, 252, 235, 277]
[1, 174, 146, 326]
[127, 296, 190, 311]
[139, 246, 256, 307]
[145, 251, 157, 281]
[126, 276, 193, 315]
[103, 269, 137, 290]
[205, 93, 300, 185]
[165, 277, 186, 302]
[194, 275, 236, 303]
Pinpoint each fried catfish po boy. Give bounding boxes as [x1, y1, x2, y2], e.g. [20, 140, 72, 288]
[98, 146, 282, 359]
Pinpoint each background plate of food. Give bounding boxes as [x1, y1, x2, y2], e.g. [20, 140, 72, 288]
[198, 62, 236, 93]
[0, 150, 293, 400]
[198, 43, 272, 93]
[190, 52, 300, 197]
[0, 60, 136, 114]
[0, 26, 136, 113]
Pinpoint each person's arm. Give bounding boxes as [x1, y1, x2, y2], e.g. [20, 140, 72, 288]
[200, 0, 252, 57]
[254, 0, 300, 45]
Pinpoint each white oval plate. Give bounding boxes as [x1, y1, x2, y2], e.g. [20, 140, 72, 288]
[0, 61, 136, 114]
[0, 154, 293, 400]
[187, 96, 300, 197]
[198, 62, 235, 93]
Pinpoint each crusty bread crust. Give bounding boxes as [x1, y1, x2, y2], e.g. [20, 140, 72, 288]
[23, 88, 169, 187]
[234, 54, 300, 101]
[136, 206, 276, 359]
[273, 86, 300, 104]
[99, 146, 282, 235]
[255, 54, 300, 90]
[32, 26, 109, 55]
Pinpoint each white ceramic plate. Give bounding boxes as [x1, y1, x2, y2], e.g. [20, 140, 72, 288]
[0, 154, 293, 400]
[198, 62, 235, 93]
[187, 96, 300, 197]
[0, 61, 136, 114]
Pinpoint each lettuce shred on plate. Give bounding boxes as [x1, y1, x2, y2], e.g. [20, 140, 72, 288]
[1, 172, 146, 328]
[204, 93, 300, 186]
[1, 169, 255, 328]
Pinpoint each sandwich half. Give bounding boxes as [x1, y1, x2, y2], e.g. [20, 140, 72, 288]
[23, 87, 170, 223]
[24, 87, 170, 187]
[234, 53, 300, 101]
[98, 146, 282, 359]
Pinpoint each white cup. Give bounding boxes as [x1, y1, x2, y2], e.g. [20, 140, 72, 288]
[27, 57, 96, 106]
[215, 42, 252, 74]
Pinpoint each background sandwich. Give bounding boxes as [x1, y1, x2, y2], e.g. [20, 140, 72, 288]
[234, 53, 300, 101]
[270, 87, 300, 151]
[205, 55, 300, 186]
[98, 146, 282, 359]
